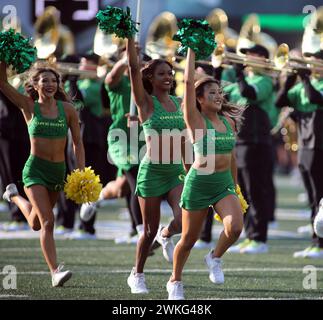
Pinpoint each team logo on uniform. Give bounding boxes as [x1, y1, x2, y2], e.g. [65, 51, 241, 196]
[178, 174, 186, 181]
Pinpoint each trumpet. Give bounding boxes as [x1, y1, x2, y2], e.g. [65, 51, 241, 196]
[274, 43, 323, 73]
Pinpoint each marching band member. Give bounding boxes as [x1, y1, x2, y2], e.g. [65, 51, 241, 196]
[276, 49, 323, 258]
[224, 44, 277, 254]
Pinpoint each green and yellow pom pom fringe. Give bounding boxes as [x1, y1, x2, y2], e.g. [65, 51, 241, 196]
[96, 6, 138, 39]
[0, 28, 37, 73]
[64, 167, 103, 204]
[214, 184, 249, 222]
[172, 18, 217, 61]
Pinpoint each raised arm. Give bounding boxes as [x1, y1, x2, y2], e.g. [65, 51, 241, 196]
[0, 62, 33, 115]
[66, 103, 85, 170]
[126, 37, 149, 111]
[105, 55, 128, 89]
[234, 64, 257, 100]
[183, 48, 204, 140]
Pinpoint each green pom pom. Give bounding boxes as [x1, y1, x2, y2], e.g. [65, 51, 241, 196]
[0, 28, 37, 73]
[173, 19, 217, 60]
[96, 6, 138, 39]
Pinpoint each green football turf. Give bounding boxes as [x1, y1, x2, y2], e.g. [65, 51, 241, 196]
[0, 238, 322, 300]
[0, 174, 323, 300]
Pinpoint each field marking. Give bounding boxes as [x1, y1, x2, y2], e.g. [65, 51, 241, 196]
[0, 295, 29, 298]
[0, 243, 314, 252]
[1, 267, 323, 275]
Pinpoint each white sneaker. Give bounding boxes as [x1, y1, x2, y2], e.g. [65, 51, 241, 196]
[314, 198, 323, 238]
[305, 247, 323, 259]
[293, 246, 323, 259]
[80, 202, 97, 222]
[114, 234, 131, 244]
[227, 239, 251, 253]
[51, 264, 72, 287]
[67, 230, 97, 240]
[2, 221, 29, 232]
[2, 184, 18, 202]
[193, 240, 212, 249]
[127, 268, 149, 294]
[204, 251, 224, 284]
[156, 226, 174, 263]
[128, 234, 140, 244]
[293, 246, 313, 258]
[167, 280, 184, 300]
[240, 240, 268, 254]
[54, 226, 73, 236]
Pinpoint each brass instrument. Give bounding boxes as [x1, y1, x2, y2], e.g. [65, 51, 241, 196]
[206, 8, 238, 50]
[92, 26, 125, 78]
[274, 43, 323, 73]
[93, 26, 125, 60]
[144, 12, 183, 94]
[236, 14, 277, 58]
[302, 6, 323, 55]
[279, 6, 323, 153]
[34, 6, 75, 59]
[212, 43, 274, 69]
[145, 11, 179, 60]
[212, 42, 323, 76]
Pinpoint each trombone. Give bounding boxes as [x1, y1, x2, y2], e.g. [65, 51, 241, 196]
[211, 43, 323, 74]
[212, 43, 274, 69]
[274, 43, 323, 73]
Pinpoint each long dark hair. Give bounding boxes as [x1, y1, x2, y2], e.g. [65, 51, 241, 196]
[195, 78, 244, 128]
[25, 67, 71, 102]
[141, 59, 173, 94]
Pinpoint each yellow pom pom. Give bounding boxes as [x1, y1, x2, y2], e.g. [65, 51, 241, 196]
[213, 184, 249, 223]
[214, 213, 222, 222]
[64, 167, 103, 204]
[236, 184, 249, 214]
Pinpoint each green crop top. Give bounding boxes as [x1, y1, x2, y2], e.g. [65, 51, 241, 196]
[28, 100, 68, 139]
[193, 115, 236, 156]
[142, 95, 185, 135]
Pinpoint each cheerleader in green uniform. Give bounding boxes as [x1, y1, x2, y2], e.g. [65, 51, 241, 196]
[80, 52, 145, 241]
[105, 51, 145, 238]
[0, 62, 85, 287]
[126, 37, 186, 294]
[167, 48, 244, 300]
